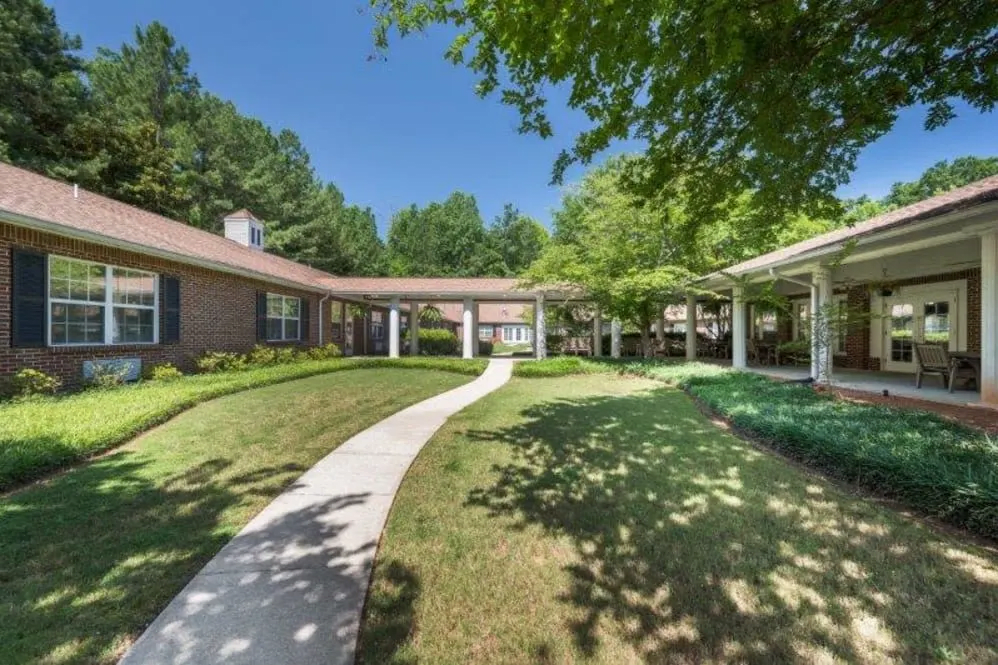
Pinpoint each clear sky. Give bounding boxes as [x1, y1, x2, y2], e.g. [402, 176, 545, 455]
[48, 0, 997, 235]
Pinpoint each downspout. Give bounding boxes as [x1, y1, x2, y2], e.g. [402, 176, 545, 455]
[317, 292, 331, 345]
[768, 269, 822, 382]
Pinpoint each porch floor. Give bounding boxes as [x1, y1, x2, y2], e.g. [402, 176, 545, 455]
[740, 364, 982, 407]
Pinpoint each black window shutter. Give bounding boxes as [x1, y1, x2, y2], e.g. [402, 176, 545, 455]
[256, 292, 268, 341]
[161, 276, 181, 343]
[300, 298, 310, 341]
[11, 249, 47, 347]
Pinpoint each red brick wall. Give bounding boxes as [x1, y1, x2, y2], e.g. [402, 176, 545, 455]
[1, 222, 330, 385]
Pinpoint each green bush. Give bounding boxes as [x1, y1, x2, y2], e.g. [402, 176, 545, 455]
[195, 351, 248, 374]
[247, 345, 279, 366]
[4, 368, 63, 399]
[513, 357, 609, 377]
[146, 362, 183, 382]
[273, 347, 300, 364]
[545, 333, 565, 354]
[478, 340, 494, 357]
[87, 362, 131, 389]
[417, 329, 460, 356]
[307, 343, 343, 360]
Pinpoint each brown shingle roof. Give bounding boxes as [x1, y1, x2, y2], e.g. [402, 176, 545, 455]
[322, 276, 534, 297]
[0, 163, 330, 291]
[427, 302, 530, 323]
[715, 174, 998, 277]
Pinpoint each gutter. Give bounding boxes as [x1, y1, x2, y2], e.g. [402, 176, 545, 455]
[0, 209, 328, 295]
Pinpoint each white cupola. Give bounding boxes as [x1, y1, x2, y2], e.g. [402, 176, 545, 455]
[223, 209, 265, 250]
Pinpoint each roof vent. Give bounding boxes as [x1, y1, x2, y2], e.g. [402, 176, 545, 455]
[223, 209, 264, 250]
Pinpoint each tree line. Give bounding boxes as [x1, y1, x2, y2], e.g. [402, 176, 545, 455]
[0, 0, 547, 278]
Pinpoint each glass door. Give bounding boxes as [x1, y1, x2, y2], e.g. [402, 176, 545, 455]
[883, 293, 956, 373]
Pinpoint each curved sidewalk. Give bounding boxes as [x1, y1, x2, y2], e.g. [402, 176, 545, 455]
[120, 358, 514, 665]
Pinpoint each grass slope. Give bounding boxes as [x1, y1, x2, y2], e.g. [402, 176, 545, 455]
[360, 375, 998, 665]
[0, 367, 472, 665]
[0, 356, 487, 490]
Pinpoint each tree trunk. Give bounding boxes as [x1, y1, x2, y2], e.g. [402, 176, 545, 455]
[640, 321, 652, 358]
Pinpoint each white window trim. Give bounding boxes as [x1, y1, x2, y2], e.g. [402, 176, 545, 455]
[266, 293, 301, 342]
[47, 255, 159, 347]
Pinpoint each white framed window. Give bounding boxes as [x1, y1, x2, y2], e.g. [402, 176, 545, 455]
[48, 256, 158, 346]
[370, 311, 384, 340]
[266, 293, 300, 341]
[479, 324, 493, 339]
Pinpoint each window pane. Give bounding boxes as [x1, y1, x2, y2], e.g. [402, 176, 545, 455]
[267, 294, 283, 317]
[284, 297, 300, 319]
[113, 307, 154, 343]
[331, 304, 342, 322]
[923, 301, 950, 345]
[284, 319, 300, 340]
[267, 317, 284, 340]
[59, 304, 104, 344]
[49, 258, 71, 299]
[88, 264, 106, 301]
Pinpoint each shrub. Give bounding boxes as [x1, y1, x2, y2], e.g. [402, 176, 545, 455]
[514, 357, 610, 378]
[307, 343, 343, 360]
[146, 362, 183, 381]
[196, 351, 248, 374]
[247, 345, 279, 366]
[273, 347, 300, 364]
[87, 362, 131, 389]
[545, 333, 565, 354]
[418, 329, 460, 356]
[5, 368, 62, 399]
[478, 340, 494, 357]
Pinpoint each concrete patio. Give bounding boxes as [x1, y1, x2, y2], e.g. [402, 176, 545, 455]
[743, 364, 982, 407]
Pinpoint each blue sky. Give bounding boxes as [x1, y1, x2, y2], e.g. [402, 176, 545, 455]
[49, 0, 997, 235]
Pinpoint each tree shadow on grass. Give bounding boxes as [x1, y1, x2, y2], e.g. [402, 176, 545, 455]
[0, 449, 310, 664]
[465, 387, 998, 664]
[357, 559, 422, 665]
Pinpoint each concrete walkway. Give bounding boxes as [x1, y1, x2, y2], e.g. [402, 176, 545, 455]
[120, 359, 514, 665]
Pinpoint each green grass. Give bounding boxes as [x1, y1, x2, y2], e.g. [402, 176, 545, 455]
[516, 360, 998, 538]
[0, 356, 487, 490]
[493, 342, 533, 356]
[0, 367, 472, 665]
[359, 375, 998, 665]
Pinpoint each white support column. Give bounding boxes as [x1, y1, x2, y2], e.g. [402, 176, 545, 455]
[472, 302, 480, 356]
[812, 267, 833, 383]
[982, 230, 998, 407]
[593, 310, 603, 357]
[388, 296, 401, 358]
[534, 296, 547, 359]
[656, 308, 665, 343]
[462, 298, 474, 359]
[732, 287, 747, 369]
[686, 293, 697, 360]
[611, 319, 622, 358]
[410, 302, 420, 356]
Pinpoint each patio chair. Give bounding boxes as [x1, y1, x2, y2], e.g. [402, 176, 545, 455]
[747, 338, 775, 365]
[914, 343, 976, 393]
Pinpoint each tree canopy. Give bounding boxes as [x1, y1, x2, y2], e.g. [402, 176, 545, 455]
[372, 0, 998, 224]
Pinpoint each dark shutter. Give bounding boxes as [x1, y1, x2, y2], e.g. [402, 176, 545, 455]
[161, 276, 181, 343]
[300, 298, 310, 341]
[257, 292, 268, 341]
[11, 249, 47, 347]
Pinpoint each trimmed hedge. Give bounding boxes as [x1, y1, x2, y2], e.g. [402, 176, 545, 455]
[416, 328, 461, 356]
[0, 357, 487, 490]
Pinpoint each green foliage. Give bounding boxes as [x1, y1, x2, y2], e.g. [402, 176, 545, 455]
[0, 357, 488, 490]
[544, 333, 564, 354]
[373, 0, 998, 226]
[146, 362, 183, 381]
[844, 156, 998, 223]
[416, 328, 460, 356]
[306, 343, 343, 360]
[487, 203, 549, 276]
[5, 368, 63, 399]
[478, 339, 494, 357]
[513, 357, 609, 378]
[87, 362, 132, 389]
[195, 351, 248, 374]
[247, 344, 279, 366]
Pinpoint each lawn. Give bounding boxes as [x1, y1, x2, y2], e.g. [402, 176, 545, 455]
[359, 374, 998, 665]
[492, 342, 534, 356]
[0, 356, 487, 490]
[0, 367, 472, 665]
